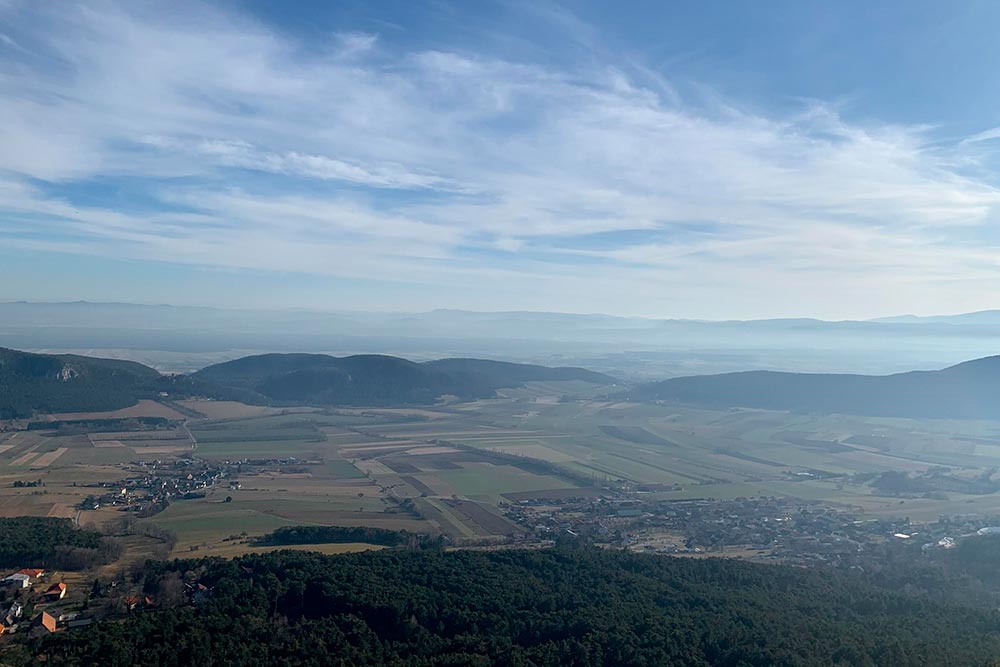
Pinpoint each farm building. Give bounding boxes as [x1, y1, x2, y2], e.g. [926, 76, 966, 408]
[4, 601, 23, 626]
[44, 582, 67, 601]
[3, 573, 31, 589]
[34, 611, 57, 633]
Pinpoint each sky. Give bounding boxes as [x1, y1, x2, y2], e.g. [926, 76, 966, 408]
[3, 0, 1000, 319]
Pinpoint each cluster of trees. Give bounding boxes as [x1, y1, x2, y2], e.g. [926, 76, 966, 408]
[254, 525, 443, 550]
[0, 518, 118, 570]
[11, 547, 1000, 666]
[26, 417, 174, 432]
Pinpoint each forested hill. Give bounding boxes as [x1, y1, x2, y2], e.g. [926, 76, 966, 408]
[0, 348, 615, 418]
[634, 354, 1000, 419]
[13, 548, 1000, 666]
[192, 353, 615, 406]
[0, 348, 164, 419]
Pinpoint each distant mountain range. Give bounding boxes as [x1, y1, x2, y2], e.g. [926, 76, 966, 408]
[0, 348, 615, 419]
[872, 310, 1000, 325]
[633, 355, 1000, 420]
[5, 301, 1000, 378]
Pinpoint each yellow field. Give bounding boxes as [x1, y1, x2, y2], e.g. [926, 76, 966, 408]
[43, 399, 188, 420]
[177, 399, 280, 419]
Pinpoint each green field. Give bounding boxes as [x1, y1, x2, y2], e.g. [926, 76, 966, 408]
[149, 502, 297, 548]
[433, 464, 574, 501]
[195, 439, 327, 458]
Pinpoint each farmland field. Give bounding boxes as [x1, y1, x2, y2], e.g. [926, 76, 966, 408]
[9, 388, 1000, 555]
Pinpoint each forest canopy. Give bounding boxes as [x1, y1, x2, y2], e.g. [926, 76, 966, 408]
[12, 547, 1000, 667]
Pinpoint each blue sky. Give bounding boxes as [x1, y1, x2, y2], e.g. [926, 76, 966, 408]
[3, 0, 1000, 319]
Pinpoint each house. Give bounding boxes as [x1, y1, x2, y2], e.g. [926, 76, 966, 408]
[3, 573, 31, 589]
[191, 583, 212, 606]
[44, 582, 67, 601]
[4, 601, 23, 626]
[35, 611, 57, 634]
[17, 568, 44, 579]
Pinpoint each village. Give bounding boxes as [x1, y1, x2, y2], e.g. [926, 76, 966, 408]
[77, 459, 232, 515]
[0, 563, 220, 640]
[501, 492, 1000, 567]
[0, 568, 79, 637]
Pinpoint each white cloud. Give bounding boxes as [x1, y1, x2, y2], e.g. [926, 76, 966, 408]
[141, 136, 459, 190]
[1, 1, 1000, 318]
[962, 127, 1000, 144]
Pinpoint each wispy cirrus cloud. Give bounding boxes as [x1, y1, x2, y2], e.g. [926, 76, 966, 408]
[1, 1, 1000, 317]
[140, 136, 462, 191]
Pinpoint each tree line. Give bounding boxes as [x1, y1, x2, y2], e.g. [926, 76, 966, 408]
[254, 525, 444, 550]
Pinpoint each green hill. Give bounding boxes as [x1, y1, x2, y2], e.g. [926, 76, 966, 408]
[193, 353, 616, 406]
[634, 354, 1000, 419]
[0, 347, 163, 419]
[0, 348, 615, 418]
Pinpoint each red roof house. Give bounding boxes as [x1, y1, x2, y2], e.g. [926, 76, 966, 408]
[36, 611, 57, 633]
[43, 583, 66, 601]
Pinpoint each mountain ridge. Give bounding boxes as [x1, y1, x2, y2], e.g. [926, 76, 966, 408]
[193, 353, 616, 406]
[0, 348, 616, 419]
[634, 355, 1000, 419]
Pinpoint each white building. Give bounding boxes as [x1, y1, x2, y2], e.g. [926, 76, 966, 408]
[2, 574, 30, 589]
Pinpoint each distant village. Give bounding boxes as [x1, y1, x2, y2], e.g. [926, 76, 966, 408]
[74, 455, 313, 516]
[501, 492, 1000, 567]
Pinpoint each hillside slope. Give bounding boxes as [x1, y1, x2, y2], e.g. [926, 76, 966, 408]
[634, 354, 1000, 419]
[17, 548, 1000, 666]
[194, 353, 616, 406]
[0, 347, 163, 419]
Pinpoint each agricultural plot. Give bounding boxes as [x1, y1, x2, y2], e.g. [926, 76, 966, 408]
[176, 399, 278, 419]
[41, 399, 188, 421]
[444, 499, 522, 535]
[147, 482, 427, 553]
[429, 464, 574, 501]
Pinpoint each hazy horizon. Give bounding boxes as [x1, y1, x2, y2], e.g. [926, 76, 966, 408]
[2, 300, 999, 379]
[5, 297, 1000, 324]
